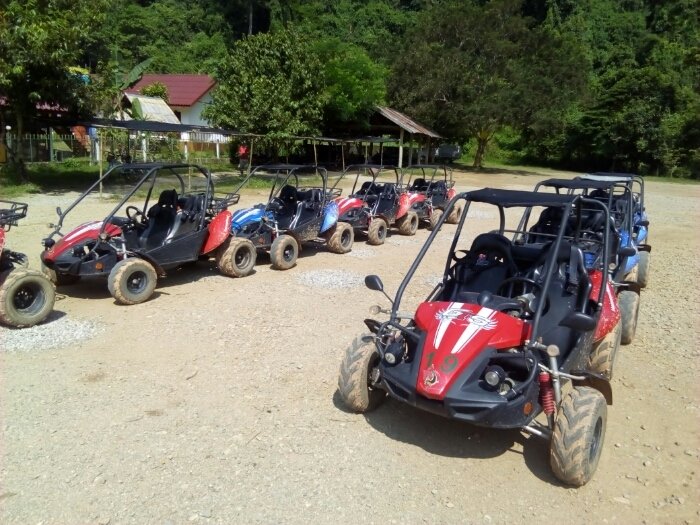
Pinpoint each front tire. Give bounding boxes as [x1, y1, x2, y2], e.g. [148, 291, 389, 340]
[589, 321, 622, 379]
[216, 237, 257, 277]
[42, 263, 79, 286]
[618, 290, 640, 345]
[327, 222, 354, 254]
[367, 218, 387, 246]
[550, 386, 607, 486]
[0, 269, 56, 327]
[428, 209, 443, 231]
[397, 210, 418, 236]
[445, 204, 463, 224]
[108, 258, 157, 305]
[337, 334, 386, 412]
[270, 235, 298, 270]
[636, 251, 650, 288]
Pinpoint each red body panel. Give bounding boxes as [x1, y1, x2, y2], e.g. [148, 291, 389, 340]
[447, 188, 457, 200]
[201, 210, 231, 254]
[335, 197, 365, 217]
[0, 228, 6, 257]
[406, 193, 427, 207]
[413, 301, 530, 400]
[395, 193, 411, 220]
[44, 221, 122, 262]
[589, 270, 621, 341]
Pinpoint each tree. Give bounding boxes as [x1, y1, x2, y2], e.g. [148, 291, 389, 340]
[203, 30, 326, 142]
[140, 82, 170, 103]
[0, 0, 107, 177]
[389, 0, 586, 167]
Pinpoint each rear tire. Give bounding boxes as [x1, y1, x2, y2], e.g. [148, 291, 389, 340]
[397, 211, 418, 236]
[636, 251, 650, 288]
[270, 235, 298, 270]
[108, 258, 157, 305]
[367, 218, 387, 246]
[337, 334, 386, 412]
[216, 237, 256, 277]
[550, 386, 607, 487]
[428, 209, 443, 231]
[0, 269, 56, 328]
[445, 204, 463, 224]
[618, 290, 640, 345]
[327, 222, 354, 254]
[589, 321, 622, 379]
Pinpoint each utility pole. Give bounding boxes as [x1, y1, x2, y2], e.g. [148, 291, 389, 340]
[248, 0, 253, 35]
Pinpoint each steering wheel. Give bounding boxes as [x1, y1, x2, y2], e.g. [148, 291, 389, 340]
[497, 276, 542, 296]
[267, 198, 285, 212]
[126, 205, 144, 221]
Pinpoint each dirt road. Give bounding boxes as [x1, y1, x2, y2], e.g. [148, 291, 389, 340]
[1, 169, 698, 524]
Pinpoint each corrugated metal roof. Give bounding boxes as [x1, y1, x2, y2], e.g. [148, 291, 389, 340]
[126, 74, 216, 107]
[124, 94, 180, 124]
[375, 106, 441, 138]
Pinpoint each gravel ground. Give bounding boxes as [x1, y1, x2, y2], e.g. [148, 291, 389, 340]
[1, 169, 698, 524]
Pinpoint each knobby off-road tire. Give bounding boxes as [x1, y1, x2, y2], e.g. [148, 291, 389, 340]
[618, 290, 640, 345]
[445, 204, 463, 225]
[327, 222, 354, 254]
[397, 211, 419, 236]
[108, 258, 157, 305]
[428, 209, 443, 231]
[589, 321, 622, 379]
[636, 251, 650, 288]
[270, 235, 298, 270]
[216, 237, 256, 277]
[367, 218, 387, 246]
[0, 269, 56, 328]
[338, 334, 386, 413]
[41, 263, 79, 286]
[550, 386, 607, 487]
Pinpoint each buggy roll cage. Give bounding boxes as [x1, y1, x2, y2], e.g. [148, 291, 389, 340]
[45, 163, 242, 241]
[516, 177, 634, 240]
[388, 188, 611, 349]
[584, 172, 645, 213]
[400, 164, 454, 191]
[329, 164, 402, 201]
[248, 164, 333, 206]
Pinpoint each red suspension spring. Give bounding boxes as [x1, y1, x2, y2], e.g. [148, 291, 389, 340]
[538, 372, 555, 416]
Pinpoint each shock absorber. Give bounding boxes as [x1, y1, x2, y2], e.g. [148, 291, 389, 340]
[539, 372, 555, 429]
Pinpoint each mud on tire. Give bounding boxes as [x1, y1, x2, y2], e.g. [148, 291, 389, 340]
[397, 211, 419, 236]
[367, 218, 387, 246]
[589, 321, 622, 379]
[550, 386, 607, 487]
[216, 237, 256, 277]
[270, 235, 298, 270]
[108, 258, 158, 305]
[0, 269, 56, 327]
[636, 250, 650, 288]
[445, 203, 463, 224]
[41, 263, 80, 286]
[428, 209, 443, 231]
[338, 334, 386, 413]
[327, 222, 354, 254]
[618, 290, 640, 345]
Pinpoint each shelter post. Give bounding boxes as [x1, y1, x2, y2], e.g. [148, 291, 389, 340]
[247, 138, 255, 176]
[98, 129, 103, 199]
[398, 129, 404, 168]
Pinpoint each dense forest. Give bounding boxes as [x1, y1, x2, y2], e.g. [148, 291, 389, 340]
[1, 0, 698, 176]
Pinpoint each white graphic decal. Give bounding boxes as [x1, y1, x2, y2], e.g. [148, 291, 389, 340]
[433, 305, 498, 354]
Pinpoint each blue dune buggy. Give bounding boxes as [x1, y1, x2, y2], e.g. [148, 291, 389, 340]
[220, 164, 352, 275]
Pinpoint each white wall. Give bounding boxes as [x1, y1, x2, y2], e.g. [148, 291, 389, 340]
[176, 93, 212, 126]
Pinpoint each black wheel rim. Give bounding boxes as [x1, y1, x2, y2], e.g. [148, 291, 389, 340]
[13, 283, 45, 314]
[341, 229, 352, 248]
[235, 247, 251, 269]
[283, 243, 295, 262]
[127, 271, 148, 294]
[589, 417, 603, 463]
[379, 224, 386, 240]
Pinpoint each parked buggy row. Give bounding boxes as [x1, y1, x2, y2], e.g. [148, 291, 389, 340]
[0, 166, 651, 487]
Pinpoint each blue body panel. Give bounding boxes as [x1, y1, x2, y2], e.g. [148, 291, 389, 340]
[320, 201, 339, 233]
[230, 206, 268, 233]
[620, 229, 640, 275]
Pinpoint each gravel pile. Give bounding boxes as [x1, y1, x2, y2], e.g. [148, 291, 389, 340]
[1, 312, 103, 353]
[295, 269, 364, 289]
[346, 248, 376, 259]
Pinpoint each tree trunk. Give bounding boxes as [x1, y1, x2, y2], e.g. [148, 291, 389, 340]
[248, 0, 253, 35]
[13, 112, 28, 182]
[473, 135, 488, 169]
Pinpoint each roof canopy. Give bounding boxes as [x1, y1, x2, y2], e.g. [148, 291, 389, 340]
[374, 106, 441, 138]
[539, 177, 619, 190]
[123, 94, 180, 124]
[85, 118, 238, 135]
[465, 188, 577, 208]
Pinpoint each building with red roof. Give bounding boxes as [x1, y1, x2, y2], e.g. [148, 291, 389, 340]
[125, 74, 216, 126]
